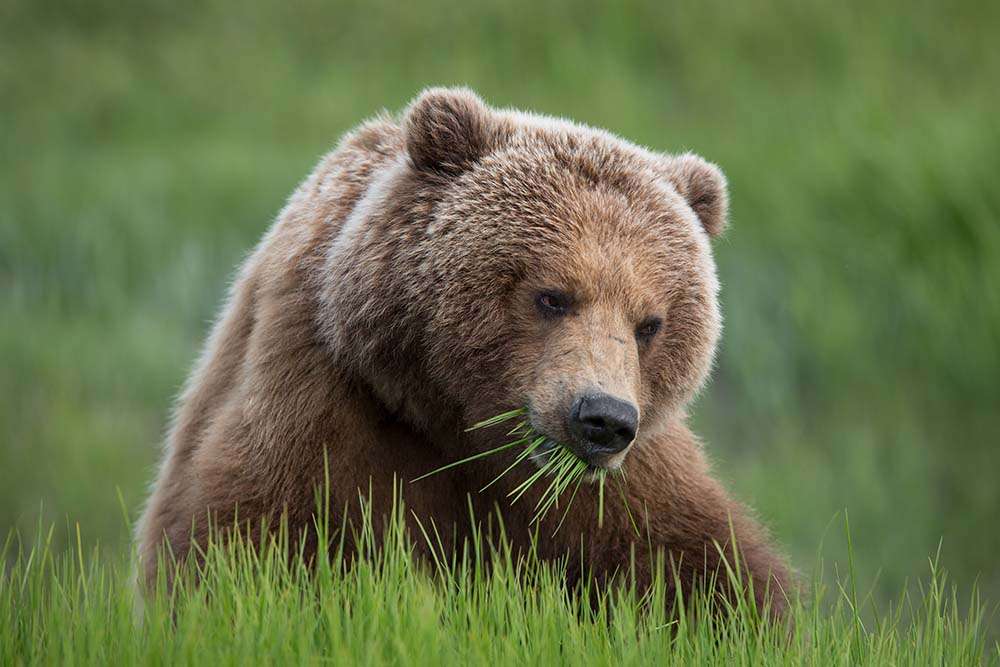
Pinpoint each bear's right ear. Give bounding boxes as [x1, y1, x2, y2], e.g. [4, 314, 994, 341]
[404, 87, 495, 176]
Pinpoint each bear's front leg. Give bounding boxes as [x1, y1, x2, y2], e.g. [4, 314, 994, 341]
[587, 422, 794, 622]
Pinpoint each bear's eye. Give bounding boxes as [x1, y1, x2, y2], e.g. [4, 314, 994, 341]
[636, 317, 662, 341]
[535, 291, 572, 317]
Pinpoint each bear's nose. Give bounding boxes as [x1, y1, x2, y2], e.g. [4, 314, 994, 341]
[568, 393, 638, 457]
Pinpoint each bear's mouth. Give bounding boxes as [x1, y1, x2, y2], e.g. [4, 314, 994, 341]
[529, 438, 606, 479]
[413, 407, 635, 532]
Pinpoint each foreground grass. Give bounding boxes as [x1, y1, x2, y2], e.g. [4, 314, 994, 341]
[2, 513, 995, 666]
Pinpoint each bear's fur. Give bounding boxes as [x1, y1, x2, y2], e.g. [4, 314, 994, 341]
[137, 88, 792, 618]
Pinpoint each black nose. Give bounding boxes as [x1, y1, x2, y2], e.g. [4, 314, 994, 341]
[568, 393, 639, 456]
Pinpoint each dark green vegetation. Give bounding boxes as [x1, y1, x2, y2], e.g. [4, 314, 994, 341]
[2, 0, 998, 655]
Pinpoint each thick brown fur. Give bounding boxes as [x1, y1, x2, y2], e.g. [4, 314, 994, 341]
[136, 88, 793, 619]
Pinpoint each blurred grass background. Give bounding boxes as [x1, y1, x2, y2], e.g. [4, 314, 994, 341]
[2, 0, 998, 621]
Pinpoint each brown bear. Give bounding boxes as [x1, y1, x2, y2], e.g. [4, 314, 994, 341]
[136, 87, 792, 618]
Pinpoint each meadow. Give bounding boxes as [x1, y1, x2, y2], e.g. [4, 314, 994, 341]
[2, 0, 998, 661]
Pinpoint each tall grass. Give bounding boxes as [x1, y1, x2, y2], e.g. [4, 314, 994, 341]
[1, 507, 995, 665]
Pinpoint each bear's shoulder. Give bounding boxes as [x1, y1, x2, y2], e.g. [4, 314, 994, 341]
[316, 113, 405, 188]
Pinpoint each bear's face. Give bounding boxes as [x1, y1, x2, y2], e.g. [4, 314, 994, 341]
[398, 89, 728, 471]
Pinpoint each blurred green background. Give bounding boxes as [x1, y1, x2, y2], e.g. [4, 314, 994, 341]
[2, 0, 998, 620]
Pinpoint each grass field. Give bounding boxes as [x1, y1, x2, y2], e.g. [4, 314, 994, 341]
[3, 510, 997, 665]
[2, 0, 999, 661]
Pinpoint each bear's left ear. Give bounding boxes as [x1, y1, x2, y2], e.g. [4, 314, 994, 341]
[657, 153, 729, 237]
[404, 87, 497, 176]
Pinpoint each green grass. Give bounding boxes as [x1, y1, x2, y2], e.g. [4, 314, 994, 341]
[2, 511, 996, 665]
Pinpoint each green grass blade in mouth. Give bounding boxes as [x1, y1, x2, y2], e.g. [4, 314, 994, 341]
[464, 408, 528, 432]
[480, 436, 546, 492]
[541, 450, 580, 509]
[532, 454, 588, 524]
[508, 450, 558, 504]
[598, 470, 606, 528]
[553, 472, 586, 534]
[410, 438, 525, 483]
[616, 473, 640, 536]
[531, 453, 571, 516]
[506, 420, 530, 437]
[415, 407, 625, 530]
[413, 409, 531, 483]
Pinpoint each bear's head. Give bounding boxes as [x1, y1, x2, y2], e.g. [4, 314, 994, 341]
[321, 88, 727, 472]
